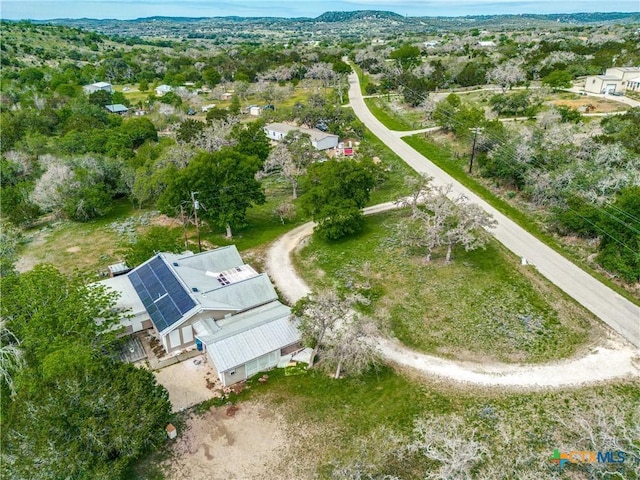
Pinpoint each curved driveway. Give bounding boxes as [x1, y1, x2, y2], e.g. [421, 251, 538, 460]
[346, 72, 639, 349]
[265, 205, 640, 388]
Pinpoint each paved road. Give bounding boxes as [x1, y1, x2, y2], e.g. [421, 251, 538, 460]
[347, 71, 640, 349]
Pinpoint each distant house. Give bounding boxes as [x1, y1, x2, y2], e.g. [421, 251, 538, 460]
[201, 103, 217, 112]
[247, 105, 261, 116]
[264, 122, 339, 151]
[83, 81, 113, 94]
[155, 84, 173, 96]
[220, 92, 233, 101]
[98, 246, 301, 386]
[477, 41, 496, 48]
[105, 104, 129, 114]
[585, 67, 640, 94]
[423, 40, 440, 48]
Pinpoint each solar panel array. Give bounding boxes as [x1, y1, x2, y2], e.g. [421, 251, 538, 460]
[129, 256, 196, 332]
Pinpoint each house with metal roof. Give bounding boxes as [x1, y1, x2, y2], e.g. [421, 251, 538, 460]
[99, 246, 301, 385]
[83, 81, 113, 94]
[264, 122, 339, 151]
[105, 104, 129, 114]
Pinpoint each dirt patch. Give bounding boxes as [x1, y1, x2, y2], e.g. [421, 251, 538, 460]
[154, 355, 219, 412]
[151, 214, 183, 228]
[165, 401, 300, 480]
[65, 246, 81, 253]
[551, 98, 625, 113]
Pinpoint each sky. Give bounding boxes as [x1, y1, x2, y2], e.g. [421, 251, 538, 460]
[1, 0, 639, 21]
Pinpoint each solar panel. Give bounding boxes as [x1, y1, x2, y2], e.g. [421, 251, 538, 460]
[129, 256, 196, 332]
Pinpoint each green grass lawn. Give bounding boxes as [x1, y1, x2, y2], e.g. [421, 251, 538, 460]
[364, 97, 420, 131]
[294, 209, 599, 363]
[16, 199, 144, 276]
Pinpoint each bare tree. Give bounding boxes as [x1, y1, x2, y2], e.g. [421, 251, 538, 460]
[398, 176, 496, 262]
[407, 415, 487, 480]
[324, 313, 380, 379]
[192, 118, 237, 153]
[442, 199, 497, 263]
[273, 200, 296, 224]
[293, 291, 366, 370]
[262, 131, 318, 198]
[305, 62, 336, 89]
[486, 61, 526, 94]
[30, 156, 73, 215]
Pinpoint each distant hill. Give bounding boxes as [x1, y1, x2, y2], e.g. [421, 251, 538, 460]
[314, 10, 404, 22]
[21, 10, 640, 41]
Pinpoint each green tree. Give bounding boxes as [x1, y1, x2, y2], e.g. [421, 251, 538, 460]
[122, 226, 184, 267]
[389, 44, 421, 70]
[1, 265, 120, 365]
[229, 94, 241, 115]
[456, 62, 488, 87]
[158, 148, 265, 237]
[88, 89, 113, 107]
[120, 117, 158, 149]
[1, 265, 171, 479]
[300, 159, 378, 240]
[202, 67, 222, 87]
[542, 70, 573, 90]
[399, 73, 430, 107]
[230, 121, 270, 162]
[3, 358, 171, 480]
[597, 187, 640, 283]
[177, 118, 206, 143]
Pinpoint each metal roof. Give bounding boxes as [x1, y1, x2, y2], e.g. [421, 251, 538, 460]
[197, 274, 278, 311]
[106, 104, 129, 113]
[193, 301, 300, 372]
[98, 274, 146, 317]
[265, 122, 338, 143]
[124, 246, 278, 336]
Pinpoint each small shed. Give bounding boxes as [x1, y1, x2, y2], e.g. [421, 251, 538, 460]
[105, 104, 129, 114]
[166, 423, 177, 439]
[220, 92, 233, 101]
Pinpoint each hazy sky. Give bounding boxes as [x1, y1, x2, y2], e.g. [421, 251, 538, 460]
[2, 0, 639, 20]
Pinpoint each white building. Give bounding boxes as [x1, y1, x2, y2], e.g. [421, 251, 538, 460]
[99, 246, 301, 386]
[83, 81, 113, 94]
[155, 84, 173, 96]
[264, 122, 339, 151]
[584, 67, 640, 94]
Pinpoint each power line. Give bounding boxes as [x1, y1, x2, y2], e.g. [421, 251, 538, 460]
[420, 95, 640, 256]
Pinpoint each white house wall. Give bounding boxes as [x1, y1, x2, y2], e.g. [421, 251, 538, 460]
[219, 349, 280, 386]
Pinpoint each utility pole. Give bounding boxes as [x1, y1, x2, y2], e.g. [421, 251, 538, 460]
[468, 127, 483, 174]
[191, 191, 202, 253]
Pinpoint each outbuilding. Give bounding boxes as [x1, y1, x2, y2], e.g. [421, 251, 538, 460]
[264, 122, 339, 151]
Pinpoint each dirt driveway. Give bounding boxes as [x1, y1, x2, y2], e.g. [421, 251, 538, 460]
[164, 401, 304, 480]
